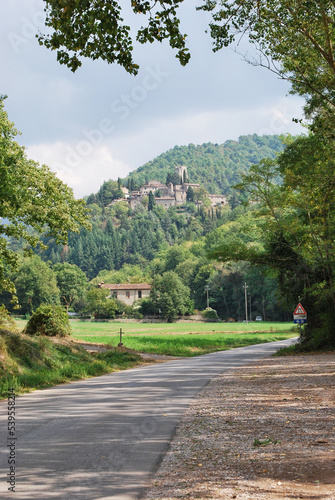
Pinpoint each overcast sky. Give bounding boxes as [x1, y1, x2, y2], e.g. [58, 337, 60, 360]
[1, 0, 305, 198]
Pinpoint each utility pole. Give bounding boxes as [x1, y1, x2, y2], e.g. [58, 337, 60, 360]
[243, 283, 248, 324]
[204, 285, 210, 309]
[249, 293, 251, 322]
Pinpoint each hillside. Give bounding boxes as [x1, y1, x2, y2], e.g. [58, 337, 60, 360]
[4, 133, 291, 322]
[124, 134, 284, 194]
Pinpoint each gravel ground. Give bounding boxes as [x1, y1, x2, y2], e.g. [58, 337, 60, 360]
[145, 352, 335, 500]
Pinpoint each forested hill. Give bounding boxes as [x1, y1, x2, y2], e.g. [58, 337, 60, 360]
[124, 134, 284, 194]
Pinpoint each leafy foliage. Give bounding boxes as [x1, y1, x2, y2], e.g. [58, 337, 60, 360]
[25, 304, 71, 337]
[15, 256, 60, 315]
[38, 0, 189, 73]
[0, 305, 18, 333]
[54, 263, 88, 312]
[84, 287, 116, 319]
[148, 271, 194, 321]
[200, 0, 335, 115]
[210, 129, 335, 347]
[202, 307, 220, 321]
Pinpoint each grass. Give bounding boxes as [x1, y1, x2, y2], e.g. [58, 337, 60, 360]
[61, 320, 297, 357]
[0, 328, 143, 399]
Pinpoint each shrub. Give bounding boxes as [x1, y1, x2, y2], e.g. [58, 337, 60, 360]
[25, 304, 71, 337]
[202, 307, 220, 321]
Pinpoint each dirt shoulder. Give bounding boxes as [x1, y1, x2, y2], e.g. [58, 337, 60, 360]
[146, 352, 335, 499]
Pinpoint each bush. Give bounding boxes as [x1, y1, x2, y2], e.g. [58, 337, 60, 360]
[202, 307, 220, 321]
[25, 304, 71, 337]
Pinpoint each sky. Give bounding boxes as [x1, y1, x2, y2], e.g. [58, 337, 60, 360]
[1, 0, 305, 198]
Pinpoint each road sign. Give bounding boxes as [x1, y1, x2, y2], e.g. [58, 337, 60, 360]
[293, 303, 307, 325]
[294, 303, 307, 315]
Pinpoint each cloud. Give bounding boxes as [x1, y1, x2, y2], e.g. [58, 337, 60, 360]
[26, 142, 131, 198]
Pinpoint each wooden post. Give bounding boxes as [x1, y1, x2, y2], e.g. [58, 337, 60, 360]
[118, 328, 123, 347]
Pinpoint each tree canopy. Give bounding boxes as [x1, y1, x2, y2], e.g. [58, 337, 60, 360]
[39, 0, 190, 73]
[14, 255, 60, 315]
[54, 263, 88, 312]
[200, 0, 335, 114]
[36, 0, 335, 114]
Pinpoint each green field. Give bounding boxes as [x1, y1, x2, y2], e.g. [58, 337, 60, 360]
[14, 319, 297, 357]
[71, 320, 296, 357]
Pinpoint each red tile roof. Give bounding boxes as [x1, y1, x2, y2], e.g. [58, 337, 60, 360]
[99, 283, 151, 291]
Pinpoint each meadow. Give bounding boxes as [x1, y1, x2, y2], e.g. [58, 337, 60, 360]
[69, 320, 297, 357]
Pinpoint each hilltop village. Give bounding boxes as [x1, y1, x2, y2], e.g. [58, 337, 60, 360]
[112, 166, 228, 210]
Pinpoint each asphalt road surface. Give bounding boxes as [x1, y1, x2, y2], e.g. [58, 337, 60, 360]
[0, 338, 296, 500]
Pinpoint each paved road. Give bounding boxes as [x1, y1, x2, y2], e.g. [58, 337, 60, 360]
[0, 338, 296, 500]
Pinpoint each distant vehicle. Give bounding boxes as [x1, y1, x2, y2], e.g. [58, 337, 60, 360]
[255, 315, 262, 321]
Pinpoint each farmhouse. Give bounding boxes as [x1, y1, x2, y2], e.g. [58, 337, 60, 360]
[98, 282, 151, 306]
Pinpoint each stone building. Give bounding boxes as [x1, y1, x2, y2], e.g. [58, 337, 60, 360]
[208, 194, 228, 206]
[98, 283, 151, 306]
[155, 197, 176, 209]
[139, 180, 166, 195]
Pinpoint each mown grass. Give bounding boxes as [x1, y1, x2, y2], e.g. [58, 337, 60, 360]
[75, 332, 295, 356]
[63, 320, 297, 357]
[15, 319, 294, 336]
[0, 328, 143, 399]
[70, 320, 294, 336]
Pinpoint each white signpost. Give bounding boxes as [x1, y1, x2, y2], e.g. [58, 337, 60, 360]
[293, 302, 307, 341]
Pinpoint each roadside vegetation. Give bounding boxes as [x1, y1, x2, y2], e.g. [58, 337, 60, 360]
[0, 309, 143, 399]
[2, 315, 297, 399]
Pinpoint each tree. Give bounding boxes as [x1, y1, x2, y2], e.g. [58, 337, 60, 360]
[166, 171, 182, 186]
[38, 0, 190, 73]
[0, 97, 91, 295]
[14, 256, 60, 315]
[25, 304, 71, 337]
[193, 186, 209, 204]
[210, 131, 335, 348]
[84, 287, 119, 319]
[53, 263, 88, 312]
[94, 263, 151, 284]
[186, 186, 195, 203]
[200, 0, 335, 115]
[149, 271, 193, 321]
[148, 191, 156, 211]
[96, 180, 124, 207]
